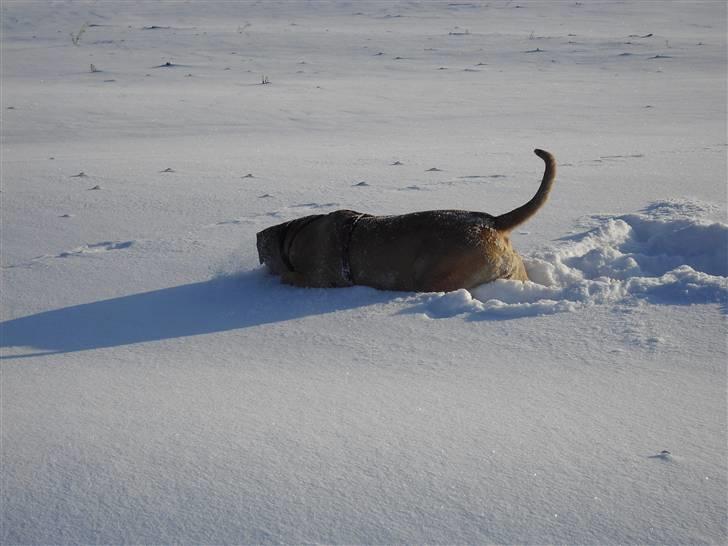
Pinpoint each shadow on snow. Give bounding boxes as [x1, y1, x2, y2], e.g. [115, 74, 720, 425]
[0, 269, 396, 359]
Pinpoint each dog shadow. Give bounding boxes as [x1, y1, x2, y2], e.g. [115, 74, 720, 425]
[0, 269, 395, 359]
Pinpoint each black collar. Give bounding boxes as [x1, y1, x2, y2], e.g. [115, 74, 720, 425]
[342, 213, 366, 284]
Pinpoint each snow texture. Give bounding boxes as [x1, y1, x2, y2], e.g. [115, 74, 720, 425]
[1, 1, 726, 544]
[416, 199, 728, 319]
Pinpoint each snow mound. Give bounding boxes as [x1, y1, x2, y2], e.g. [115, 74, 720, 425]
[421, 200, 728, 318]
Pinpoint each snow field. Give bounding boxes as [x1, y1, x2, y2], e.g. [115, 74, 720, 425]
[1, 1, 726, 544]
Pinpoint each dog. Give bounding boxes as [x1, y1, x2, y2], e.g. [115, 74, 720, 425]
[257, 149, 556, 292]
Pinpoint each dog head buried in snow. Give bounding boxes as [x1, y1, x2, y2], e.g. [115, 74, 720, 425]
[256, 149, 556, 291]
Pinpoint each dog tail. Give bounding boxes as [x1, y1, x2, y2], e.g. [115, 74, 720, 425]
[494, 149, 556, 232]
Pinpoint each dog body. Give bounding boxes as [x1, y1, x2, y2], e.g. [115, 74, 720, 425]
[349, 210, 528, 291]
[257, 149, 555, 291]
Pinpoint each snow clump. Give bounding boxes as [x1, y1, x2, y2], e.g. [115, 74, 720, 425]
[422, 200, 727, 318]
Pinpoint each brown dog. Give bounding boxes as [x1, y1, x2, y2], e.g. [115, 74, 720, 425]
[257, 149, 556, 291]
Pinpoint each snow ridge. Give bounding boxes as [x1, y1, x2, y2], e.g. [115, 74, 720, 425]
[417, 200, 727, 318]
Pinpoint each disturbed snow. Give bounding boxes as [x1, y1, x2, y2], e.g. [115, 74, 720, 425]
[433, 199, 728, 318]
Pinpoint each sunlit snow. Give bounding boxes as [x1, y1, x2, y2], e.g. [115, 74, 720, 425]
[1, 1, 726, 544]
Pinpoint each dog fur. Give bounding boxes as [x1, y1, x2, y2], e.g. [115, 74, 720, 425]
[257, 149, 556, 291]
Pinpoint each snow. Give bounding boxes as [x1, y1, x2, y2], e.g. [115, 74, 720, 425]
[464, 199, 728, 317]
[1, 1, 726, 544]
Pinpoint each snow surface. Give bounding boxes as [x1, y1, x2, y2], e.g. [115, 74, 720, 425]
[1, 1, 726, 544]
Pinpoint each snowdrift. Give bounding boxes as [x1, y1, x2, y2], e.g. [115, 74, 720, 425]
[415, 200, 727, 318]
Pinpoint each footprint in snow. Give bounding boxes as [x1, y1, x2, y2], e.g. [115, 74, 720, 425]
[57, 241, 134, 258]
[291, 202, 339, 209]
[600, 154, 644, 160]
